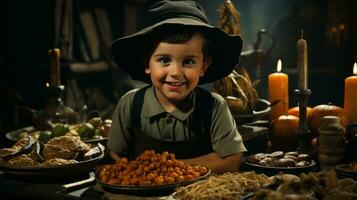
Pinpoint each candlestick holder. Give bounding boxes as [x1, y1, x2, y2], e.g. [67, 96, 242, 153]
[294, 89, 312, 153]
[33, 85, 78, 130]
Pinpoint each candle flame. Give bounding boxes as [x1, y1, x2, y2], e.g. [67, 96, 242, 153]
[354, 62, 357, 75]
[277, 59, 282, 72]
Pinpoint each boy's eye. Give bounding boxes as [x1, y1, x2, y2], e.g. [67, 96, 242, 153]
[158, 56, 171, 65]
[183, 58, 195, 66]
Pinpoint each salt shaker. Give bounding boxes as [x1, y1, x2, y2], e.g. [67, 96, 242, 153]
[317, 116, 346, 170]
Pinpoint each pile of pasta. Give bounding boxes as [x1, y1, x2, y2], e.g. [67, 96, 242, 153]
[98, 150, 208, 186]
[173, 171, 272, 200]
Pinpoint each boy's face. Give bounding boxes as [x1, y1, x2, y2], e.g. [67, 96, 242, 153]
[145, 34, 210, 105]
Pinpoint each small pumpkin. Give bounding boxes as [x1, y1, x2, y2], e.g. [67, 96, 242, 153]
[270, 115, 299, 151]
[310, 103, 345, 138]
[288, 106, 313, 120]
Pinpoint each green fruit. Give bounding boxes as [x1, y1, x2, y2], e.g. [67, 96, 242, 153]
[38, 130, 53, 143]
[51, 123, 70, 137]
[77, 122, 95, 139]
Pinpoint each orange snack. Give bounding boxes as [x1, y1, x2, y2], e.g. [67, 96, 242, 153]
[98, 150, 208, 186]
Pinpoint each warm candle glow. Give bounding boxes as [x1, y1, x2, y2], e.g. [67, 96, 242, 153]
[344, 62, 357, 124]
[269, 59, 289, 121]
[277, 59, 282, 72]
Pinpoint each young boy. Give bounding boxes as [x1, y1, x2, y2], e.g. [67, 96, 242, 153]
[108, 0, 246, 174]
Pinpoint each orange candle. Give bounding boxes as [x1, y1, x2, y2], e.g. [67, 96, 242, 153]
[344, 62, 357, 124]
[269, 59, 289, 121]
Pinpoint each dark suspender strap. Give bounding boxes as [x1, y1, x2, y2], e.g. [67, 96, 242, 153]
[191, 87, 214, 136]
[132, 86, 214, 135]
[131, 85, 151, 129]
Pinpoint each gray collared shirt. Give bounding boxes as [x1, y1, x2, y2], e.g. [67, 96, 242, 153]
[107, 86, 246, 158]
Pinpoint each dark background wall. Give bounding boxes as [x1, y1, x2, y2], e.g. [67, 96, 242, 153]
[0, 0, 356, 135]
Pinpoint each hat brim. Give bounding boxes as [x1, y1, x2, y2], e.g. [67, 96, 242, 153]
[111, 17, 242, 84]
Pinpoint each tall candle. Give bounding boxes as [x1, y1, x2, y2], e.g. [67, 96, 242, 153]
[49, 48, 61, 87]
[344, 62, 357, 124]
[269, 59, 289, 121]
[297, 32, 308, 90]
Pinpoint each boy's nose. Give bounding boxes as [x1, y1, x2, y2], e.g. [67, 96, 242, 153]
[169, 63, 183, 76]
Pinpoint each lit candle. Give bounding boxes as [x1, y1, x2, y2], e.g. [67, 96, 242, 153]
[344, 62, 357, 124]
[297, 31, 308, 90]
[269, 59, 289, 121]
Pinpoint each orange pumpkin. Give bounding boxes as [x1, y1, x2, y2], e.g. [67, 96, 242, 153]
[270, 115, 299, 151]
[288, 106, 313, 120]
[310, 103, 345, 138]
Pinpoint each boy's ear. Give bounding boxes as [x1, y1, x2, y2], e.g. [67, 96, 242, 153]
[145, 67, 151, 74]
[201, 56, 212, 77]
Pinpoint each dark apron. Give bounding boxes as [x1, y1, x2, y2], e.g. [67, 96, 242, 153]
[128, 86, 214, 159]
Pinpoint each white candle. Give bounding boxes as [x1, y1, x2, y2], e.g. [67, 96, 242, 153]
[297, 32, 308, 90]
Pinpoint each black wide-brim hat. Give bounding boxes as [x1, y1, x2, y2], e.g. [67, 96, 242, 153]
[111, 0, 243, 84]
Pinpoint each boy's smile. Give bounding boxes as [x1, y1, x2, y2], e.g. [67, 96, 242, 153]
[145, 34, 210, 111]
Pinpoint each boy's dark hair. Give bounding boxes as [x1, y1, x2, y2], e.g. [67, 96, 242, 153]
[141, 26, 212, 67]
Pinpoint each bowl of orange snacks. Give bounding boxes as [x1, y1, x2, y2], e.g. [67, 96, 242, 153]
[96, 150, 211, 196]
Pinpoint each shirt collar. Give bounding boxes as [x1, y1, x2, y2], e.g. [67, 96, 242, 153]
[142, 86, 195, 121]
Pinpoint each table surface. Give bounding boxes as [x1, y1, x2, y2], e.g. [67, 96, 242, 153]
[0, 171, 173, 200]
[0, 121, 270, 200]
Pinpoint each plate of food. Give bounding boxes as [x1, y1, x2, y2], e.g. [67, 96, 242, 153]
[335, 163, 357, 180]
[96, 150, 211, 196]
[0, 135, 105, 180]
[5, 117, 111, 145]
[232, 99, 271, 124]
[168, 171, 273, 200]
[243, 151, 317, 176]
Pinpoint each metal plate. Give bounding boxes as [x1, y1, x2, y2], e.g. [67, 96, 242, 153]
[5, 126, 108, 144]
[96, 167, 211, 196]
[335, 164, 357, 180]
[167, 191, 257, 200]
[234, 99, 271, 124]
[5, 126, 34, 141]
[0, 145, 104, 181]
[243, 157, 317, 176]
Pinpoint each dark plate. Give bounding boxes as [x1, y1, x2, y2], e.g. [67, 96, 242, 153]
[96, 167, 211, 196]
[243, 158, 317, 176]
[5, 126, 108, 144]
[5, 126, 34, 141]
[234, 99, 271, 124]
[84, 137, 108, 146]
[168, 191, 257, 200]
[335, 163, 357, 180]
[0, 145, 104, 181]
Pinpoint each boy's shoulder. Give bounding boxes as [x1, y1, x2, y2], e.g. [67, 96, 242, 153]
[120, 85, 153, 103]
[210, 91, 225, 102]
[121, 88, 141, 99]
